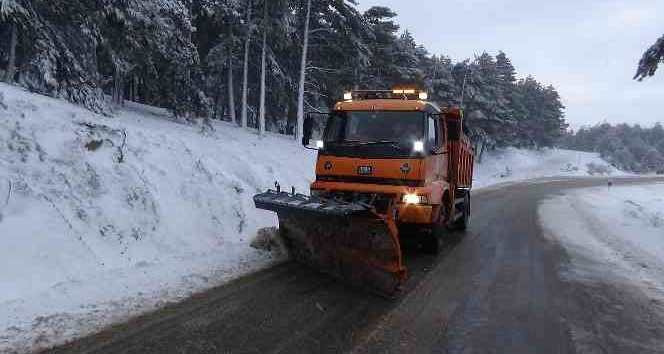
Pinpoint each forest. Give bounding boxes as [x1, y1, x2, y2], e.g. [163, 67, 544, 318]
[561, 123, 664, 173]
[0, 0, 567, 153]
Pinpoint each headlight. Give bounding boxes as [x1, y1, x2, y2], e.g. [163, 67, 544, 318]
[413, 141, 424, 152]
[403, 194, 428, 204]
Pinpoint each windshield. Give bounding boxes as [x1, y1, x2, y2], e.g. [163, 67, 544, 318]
[324, 111, 425, 144]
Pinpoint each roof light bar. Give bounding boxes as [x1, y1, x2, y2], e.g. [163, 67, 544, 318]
[391, 89, 416, 94]
[340, 89, 430, 101]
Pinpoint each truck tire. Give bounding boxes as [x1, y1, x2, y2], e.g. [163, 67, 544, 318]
[422, 201, 449, 254]
[455, 191, 470, 231]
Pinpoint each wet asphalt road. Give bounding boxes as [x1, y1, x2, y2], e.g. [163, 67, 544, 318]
[43, 177, 664, 354]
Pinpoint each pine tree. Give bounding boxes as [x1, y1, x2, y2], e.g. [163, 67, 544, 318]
[495, 51, 516, 83]
[634, 34, 664, 80]
[426, 55, 457, 105]
[18, 0, 106, 112]
[0, 0, 25, 83]
[2, 0, 571, 148]
[362, 6, 400, 89]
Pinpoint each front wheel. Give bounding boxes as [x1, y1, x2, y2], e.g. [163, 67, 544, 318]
[422, 201, 449, 254]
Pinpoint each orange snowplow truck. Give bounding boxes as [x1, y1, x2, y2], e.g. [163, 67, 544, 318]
[254, 88, 474, 296]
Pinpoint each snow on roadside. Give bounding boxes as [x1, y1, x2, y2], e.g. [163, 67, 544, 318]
[0, 83, 316, 353]
[538, 183, 664, 307]
[473, 147, 628, 188]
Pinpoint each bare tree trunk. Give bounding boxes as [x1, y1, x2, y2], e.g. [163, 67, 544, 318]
[227, 56, 237, 124]
[227, 22, 237, 125]
[112, 65, 125, 106]
[477, 140, 486, 163]
[5, 23, 17, 83]
[113, 70, 120, 105]
[128, 74, 134, 102]
[353, 49, 360, 90]
[120, 78, 125, 106]
[240, 0, 253, 129]
[92, 45, 99, 79]
[284, 103, 289, 133]
[296, 0, 312, 141]
[214, 84, 223, 119]
[258, 0, 268, 135]
[133, 74, 139, 102]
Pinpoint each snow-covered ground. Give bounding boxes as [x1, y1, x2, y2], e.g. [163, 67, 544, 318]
[539, 183, 664, 311]
[0, 83, 627, 352]
[473, 147, 627, 188]
[0, 84, 316, 353]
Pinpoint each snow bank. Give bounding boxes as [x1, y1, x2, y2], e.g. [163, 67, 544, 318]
[0, 83, 626, 352]
[473, 147, 628, 188]
[538, 183, 664, 305]
[0, 83, 316, 352]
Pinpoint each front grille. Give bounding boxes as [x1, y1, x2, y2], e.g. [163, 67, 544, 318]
[316, 175, 423, 187]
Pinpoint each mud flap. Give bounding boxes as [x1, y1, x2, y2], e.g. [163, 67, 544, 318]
[254, 191, 406, 296]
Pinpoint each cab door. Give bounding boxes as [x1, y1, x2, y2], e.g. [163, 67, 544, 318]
[424, 114, 447, 183]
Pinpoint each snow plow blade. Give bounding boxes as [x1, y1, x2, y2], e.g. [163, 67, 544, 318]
[254, 190, 406, 296]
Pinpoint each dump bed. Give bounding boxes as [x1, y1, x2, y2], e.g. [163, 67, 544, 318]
[449, 135, 474, 188]
[443, 107, 475, 189]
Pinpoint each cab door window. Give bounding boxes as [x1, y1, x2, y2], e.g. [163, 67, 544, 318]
[427, 116, 439, 150]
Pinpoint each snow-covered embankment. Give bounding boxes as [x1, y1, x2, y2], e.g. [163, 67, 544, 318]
[0, 83, 316, 352]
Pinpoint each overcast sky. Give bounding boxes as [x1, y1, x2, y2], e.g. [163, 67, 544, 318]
[356, 0, 664, 129]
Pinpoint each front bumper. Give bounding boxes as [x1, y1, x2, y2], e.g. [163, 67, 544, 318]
[310, 180, 435, 224]
[397, 203, 433, 224]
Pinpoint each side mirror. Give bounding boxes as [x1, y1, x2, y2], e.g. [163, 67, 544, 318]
[302, 116, 314, 147]
[302, 115, 322, 150]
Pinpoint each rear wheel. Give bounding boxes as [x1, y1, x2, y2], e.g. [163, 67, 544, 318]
[455, 190, 470, 231]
